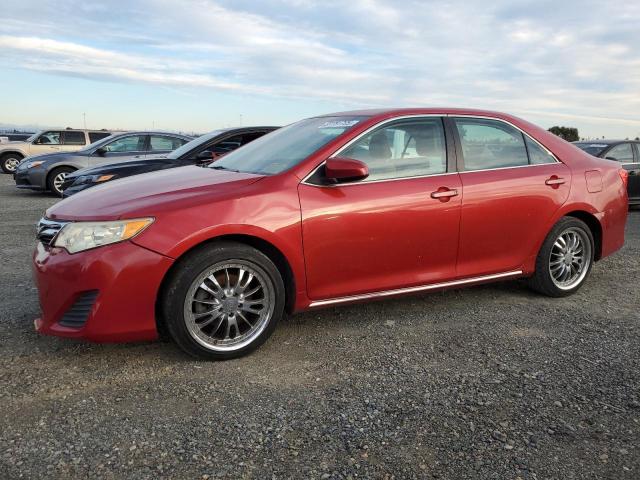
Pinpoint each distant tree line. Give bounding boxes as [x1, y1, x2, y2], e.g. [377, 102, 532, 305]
[548, 126, 579, 142]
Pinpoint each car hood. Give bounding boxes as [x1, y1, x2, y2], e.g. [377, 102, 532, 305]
[68, 157, 173, 178]
[47, 165, 265, 221]
[16, 151, 86, 168]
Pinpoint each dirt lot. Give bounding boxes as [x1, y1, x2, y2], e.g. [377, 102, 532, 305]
[0, 173, 638, 479]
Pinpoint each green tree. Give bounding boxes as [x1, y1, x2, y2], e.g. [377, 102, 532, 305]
[548, 126, 580, 142]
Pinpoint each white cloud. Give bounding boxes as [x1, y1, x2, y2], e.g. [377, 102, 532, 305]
[0, 0, 639, 137]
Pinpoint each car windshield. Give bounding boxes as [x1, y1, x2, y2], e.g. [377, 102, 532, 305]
[209, 116, 367, 175]
[168, 130, 224, 159]
[574, 143, 609, 156]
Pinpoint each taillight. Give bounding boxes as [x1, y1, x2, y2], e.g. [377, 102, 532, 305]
[619, 168, 629, 189]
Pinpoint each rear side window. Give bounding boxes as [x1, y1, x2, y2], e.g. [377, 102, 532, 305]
[149, 136, 187, 151]
[104, 135, 146, 153]
[454, 118, 528, 171]
[213, 135, 243, 155]
[525, 136, 556, 164]
[63, 131, 86, 145]
[605, 143, 634, 163]
[89, 132, 112, 143]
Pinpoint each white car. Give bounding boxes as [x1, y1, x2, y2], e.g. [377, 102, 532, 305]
[0, 128, 117, 173]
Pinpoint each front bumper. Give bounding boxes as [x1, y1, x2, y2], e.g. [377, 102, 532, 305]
[32, 240, 174, 342]
[14, 167, 46, 190]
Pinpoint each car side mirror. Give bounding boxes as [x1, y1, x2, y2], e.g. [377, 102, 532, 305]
[95, 147, 107, 156]
[325, 157, 369, 183]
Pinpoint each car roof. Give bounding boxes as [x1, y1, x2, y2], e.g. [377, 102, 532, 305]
[573, 140, 638, 145]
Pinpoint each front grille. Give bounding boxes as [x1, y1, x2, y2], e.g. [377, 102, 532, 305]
[36, 218, 67, 246]
[58, 290, 99, 329]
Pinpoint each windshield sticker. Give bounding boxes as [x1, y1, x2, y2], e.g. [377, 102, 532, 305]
[588, 144, 608, 147]
[317, 120, 360, 129]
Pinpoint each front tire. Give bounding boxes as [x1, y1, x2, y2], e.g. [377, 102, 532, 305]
[1, 153, 23, 173]
[528, 217, 594, 297]
[47, 167, 75, 196]
[160, 242, 285, 360]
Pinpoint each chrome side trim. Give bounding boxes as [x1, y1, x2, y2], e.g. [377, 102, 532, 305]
[308, 270, 523, 307]
[300, 113, 561, 186]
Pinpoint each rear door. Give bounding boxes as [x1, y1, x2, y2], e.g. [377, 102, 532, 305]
[60, 131, 87, 152]
[450, 116, 570, 278]
[298, 116, 462, 300]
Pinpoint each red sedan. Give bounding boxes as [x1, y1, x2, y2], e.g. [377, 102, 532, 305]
[33, 109, 628, 359]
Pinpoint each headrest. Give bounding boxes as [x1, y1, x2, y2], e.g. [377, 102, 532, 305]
[369, 132, 392, 160]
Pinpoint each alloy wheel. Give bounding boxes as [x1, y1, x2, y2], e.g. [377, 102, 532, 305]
[53, 172, 67, 194]
[184, 261, 275, 351]
[5, 157, 20, 172]
[548, 227, 592, 290]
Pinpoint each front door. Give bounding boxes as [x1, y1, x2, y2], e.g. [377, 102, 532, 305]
[450, 117, 570, 277]
[298, 117, 462, 300]
[30, 131, 63, 155]
[90, 134, 148, 166]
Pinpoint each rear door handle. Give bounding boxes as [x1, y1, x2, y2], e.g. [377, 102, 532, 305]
[431, 188, 458, 200]
[545, 176, 565, 186]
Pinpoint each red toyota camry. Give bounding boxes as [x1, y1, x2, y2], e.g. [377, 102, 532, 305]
[33, 109, 628, 359]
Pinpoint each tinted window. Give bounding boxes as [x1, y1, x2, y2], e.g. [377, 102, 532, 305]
[149, 135, 187, 151]
[454, 118, 528, 171]
[104, 135, 145, 153]
[525, 136, 556, 164]
[605, 143, 634, 162]
[211, 117, 366, 175]
[35, 131, 61, 145]
[340, 118, 447, 181]
[89, 132, 112, 143]
[63, 131, 86, 145]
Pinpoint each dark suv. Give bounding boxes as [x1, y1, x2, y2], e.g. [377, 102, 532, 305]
[573, 140, 640, 205]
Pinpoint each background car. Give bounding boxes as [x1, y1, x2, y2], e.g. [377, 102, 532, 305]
[573, 140, 640, 205]
[14, 131, 193, 195]
[0, 128, 115, 174]
[61, 127, 278, 197]
[33, 109, 628, 360]
[0, 132, 34, 143]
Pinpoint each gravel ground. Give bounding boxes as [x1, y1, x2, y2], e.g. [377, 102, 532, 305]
[0, 173, 638, 479]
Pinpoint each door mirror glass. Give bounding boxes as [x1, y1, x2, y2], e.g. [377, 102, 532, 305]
[95, 147, 107, 156]
[325, 157, 369, 182]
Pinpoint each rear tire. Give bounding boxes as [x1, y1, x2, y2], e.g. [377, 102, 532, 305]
[160, 242, 285, 360]
[47, 167, 75, 196]
[1, 153, 23, 173]
[528, 217, 594, 297]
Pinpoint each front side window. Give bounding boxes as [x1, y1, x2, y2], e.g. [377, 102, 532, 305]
[35, 131, 61, 145]
[454, 118, 528, 171]
[340, 118, 447, 181]
[63, 131, 86, 145]
[149, 136, 187, 151]
[104, 135, 145, 153]
[211, 116, 367, 175]
[605, 143, 634, 163]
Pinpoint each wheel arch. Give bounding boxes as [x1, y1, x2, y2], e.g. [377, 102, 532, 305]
[563, 210, 603, 261]
[0, 150, 25, 159]
[154, 233, 297, 339]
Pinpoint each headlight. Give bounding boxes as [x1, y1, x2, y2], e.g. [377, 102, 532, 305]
[74, 174, 116, 185]
[53, 218, 153, 253]
[26, 161, 44, 169]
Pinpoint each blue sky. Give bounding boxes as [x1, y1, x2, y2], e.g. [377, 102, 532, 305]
[0, 0, 638, 138]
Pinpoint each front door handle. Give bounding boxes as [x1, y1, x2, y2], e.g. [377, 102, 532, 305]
[431, 188, 458, 201]
[545, 176, 565, 186]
